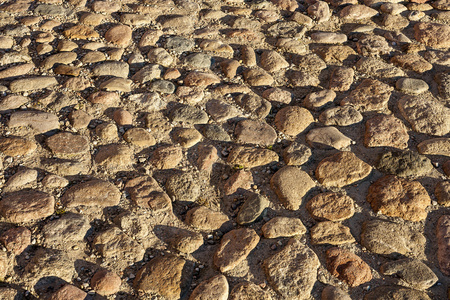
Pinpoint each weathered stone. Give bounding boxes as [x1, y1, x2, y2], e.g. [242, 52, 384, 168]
[356, 57, 405, 78]
[185, 206, 229, 231]
[303, 89, 336, 110]
[46, 132, 89, 156]
[100, 78, 132, 92]
[62, 179, 121, 208]
[380, 259, 438, 290]
[322, 286, 351, 300]
[311, 222, 355, 245]
[264, 238, 319, 299]
[272, 0, 299, 11]
[0, 227, 31, 255]
[105, 25, 132, 47]
[223, 170, 253, 195]
[150, 145, 183, 169]
[262, 87, 292, 104]
[132, 64, 162, 83]
[93, 227, 145, 262]
[91, 269, 121, 296]
[237, 193, 269, 225]
[364, 115, 409, 149]
[234, 94, 271, 119]
[49, 284, 87, 300]
[229, 281, 272, 300]
[125, 176, 171, 211]
[326, 247, 372, 287]
[169, 105, 209, 124]
[307, 192, 355, 221]
[9, 77, 58, 93]
[63, 24, 99, 39]
[260, 50, 289, 73]
[214, 228, 260, 272]
[274, 106, 314, 136]
[391, 54, 433, 73]
[123, 128, 156, 147]
[435, 181, 450, 206]
[189, 274, 228, 300]
[319, 106, 363, 126]
[311, 32, 347, 44]
[437, 215, 450, 276]
[270, 166, 315, 210]
[356, 35, 392, 57]
[308, 1, 331, 23]
[282, 142, 311, 166]
[243, 68, 274, 86]
[329, 67, 354, 91]
[114, 110, 132, 125]
[414, 22, 450, 49]
[262, 217, 306, 238]
[235, 119, 276, 146]
[363, 286, 432, 300]
[0, 63, 34, 79]
[184, 71, 220, 86]
[417, 138, 450, 156]
[306, 127, 353, 150]
[0, 137, 36, 156]
[92, 61, 129, 78]
[206, 99, 241, 123]
[165, 172, 200, 202]
[0, 190, 54, 223]
[341, 79, 393, 112]
[288, 70, 320, 87]
[94, 144, 133, 170]
[42, 213, 89, 244]
[314, 45, 356, 63]
[376, 151, 433, 177]
[340, 4, 378, 19]
[227, 146, 278, 168]
[315, 152, 372, 187]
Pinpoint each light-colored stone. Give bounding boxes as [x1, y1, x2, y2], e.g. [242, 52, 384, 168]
[417, 138, 450, 156]
[227, 146, 278, 168]
[262, 217, 306, 238]
[307, 192, 355, 221]
[189, 274, 229, 300]
[364, 114, 409, 149]
[62, 179, 121, 208]
[306, 127, 353, 150]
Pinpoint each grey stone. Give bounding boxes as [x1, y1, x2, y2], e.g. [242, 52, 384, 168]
[165, 36, 195, 53]
[42, 213, 90, 244]
[380, 258, 438, 290]
[376, 151, 433, 177]
[237, 193, 270, 225]
[131, 64, 163, 83]
[151, 80, 176, 94]
[34, 4, 69, 16]
[165, 172, 200, 202]
[185, 53, 212, 69]
[198, 124, 231, 141]
[169, 105, 209, 124]
[396, 78, 429, 94]
[92, 61, 129, 78]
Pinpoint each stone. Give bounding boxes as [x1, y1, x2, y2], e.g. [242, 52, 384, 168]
[270, 166, 315, 210]
[376, 151, 433, 177]
[356, 57, 405, 78]
[132, 64, 163, 83]
[398, 95, 450, 136]
[223, 170, 253, 195]
[340, 4, 378, 19]
[206, 99, 241, 123]
[91, 270, 121, 296]
[0, 63, 34, 79]
[189, 274, 228, 300]
[322, 286, 351, 300]
[414, 22, 450, 49]
[274, 106, 314, 136]
[148, 48, 173, 67]
[437, 215, 450, 275]
[314, 45, 356, 63]
[229, 282, 272, 300]
[82, 51, 106, 63]
[42, 175, 69, 189]
[303, 89, 336, 110]
[436, 181, 450, 206]
[124, 176, 170, 211]
[61, 179, 121, 208]
[134, 255, 193, 300]
[227, 146, 278, 168]
[46, 132, 89, 156]
[365, 286, 432, 300]
[214, 228, 259, 272]
[381, 3, 407, 14]
[177, 86, 204, 104]
[356, 35, 391, 57]
[264, 238, 319, 299]
[160, 227, 203, 254]
[311, 221, 355, 245]
[95, 144, 133, 170]
[170, 105, 209, 124]
[0, 95, 28, 111]
[93, 227, 145, 262]
[92, 61, 129, 78]
[165, 172, 200, 202]
[42, 213, 89, 244]
[172, 128, 202, 148]
[9, 76, 58, 92]
[311, 32, 347, 44]
[220, 60, 240, 78]
[96, 123, 118, 141]
[197, 144, 218, 172]
[42, 52, 77, 70]
[262, 87, 292, 104]
[234, 94, 271, 119]
[241, 46, 257, 66]
[329, 67, 354, 91]
[434, 73, 450, 100]
[417, 138, 450, 156]
[150, 145, 183, 169]
[319, 106, 363, 126]
[184, 71, 220, 86]
[364, 115, 409, 149]
[341, 79, 393, 112]
[165, 36, 195, 53]
[120, 14, 151, 26]
[198, 124, 231, 142]
[262, 217, 306, 238]
[105, 25, 132, 47]
[0, 227, 31, 255]
[123, 128, 156, 147]
[308, 1, 331, 23]
[306, 127, 353, 150]
[315, 152, 372, 187]
[282, 142, 311, 166]
[0, 190, 54, 223]
[243, 68, 274, 86]
[113, 211, 150, 240]
[63, 25, 99, 39]
[185, 53, 212, 69]
[367, 175, 430, 221]
[391, 54, 433, 73]
[0, 36, 13, 49]
[380, 259, 438, 290]
[185, 206, 229, 231]
[272, 0, 299, 11]
[69, 110, 91, 129]
[100, 78, 132, 92]
[237, 193, 270, 225]
[49, 285, 87, 300]
[234, 119, 276, 146]
[113, 109, 133, 126]
[307, 192, 355, 221]
[260, 50, 289, 73]
[326, 247, 372, 287]
[382, 14, 409, 30]
[287, 70, 320, 87]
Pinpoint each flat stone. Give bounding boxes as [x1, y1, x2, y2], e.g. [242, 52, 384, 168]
[91, 269, 121, 296]
[364, 114, 409, 149]
[376, 150, 433, 177]
[223, 170, 253, 195]
[123, 128, 156, 147]
[0, 190, 54, 223]
[3, 168, 37, 193]
[417, 138, 450, 156]
[42, 213, 89, 244]
[329, 67, 354, 91]
[229, 282, 272, 300]
[46, 132, 89, 156]
[307, 192, 355, 221]
[260, 50, 289, 73]
[272, 0, 299, 11]
[63, 25, 99, 39]
[303, 89, 336, 110]
[311, 221, 355, 245]
[315, 152, 372, 187]
[100, 78, 132, 92]
[356, 35, 392, 57]
[270, 166, 315, 210]
[95, 123, 118, 141]
[0, 95, 28, 111]
[380, 258, 438, 290]
[9, 76, 58, 92]
[184, 53, 212, 69]
[198, 124, 231, 142]
[288, 70, 320, 87]
[161, 227, 203, 254]
[227, 146, 278, 168]
[105, 25, 132, 47]
[169, 105, 209, 124]
[49, 284, 87, 300]
[147, 48, 173, 67]
[356, 57, 405, 78]
[234, 94, 271, 120]
[184, 71, 220, 86]
[341, 79, 393, 112]
[308, 1, 331, 23]
[264, 238, 319, 299]
[243, 68, 274, 86]
[172, 128, 202, 148]
[326, 247, 372, 287]
[235, 119, 276, 146]
[306, 127, 353, 150]
[391, 54, 433, 73]
[399, 95, 450, 136]
[414, 22, 450, 49]
[214, 228, 260, 273]
[262, 87, 292, 104]
[319, 106, 363, 126]
[125, 176, 171, 211]
[311, 32, 347, 44]
[283, 142, 311, 166]
[189, 274, 228, 300]
[185, 206, 229, 231]
[150, 145, 183, 169]
[42, 52, 77, 70]
[95, 144, 133, 170]
[435, 181, 450, 206]
[0, 227, 31, 255]
[262, 217, 306, 238]
[340, 4, 378, 19]
[92, 61, 129, 78]
[165, 172, 200, 202]
[274, 106, 314, 136]
[363, 286, 432, 300]
[0, 137, 36, 156]
[35, 4, 69, 16]
[314, 45, 356, 63]
[61, 179, 121, 208]
[93, 227, 145, 262]
[437, 215, 450, 276]
[165, 36, 195, 53]
[177, 86, 204, 104]
[132, 64, 163, 83]
[237, 193, 270, 225]
[82, 51, 106, 63]
[206, 99, 241, 123]
[0, 63, 34, 79]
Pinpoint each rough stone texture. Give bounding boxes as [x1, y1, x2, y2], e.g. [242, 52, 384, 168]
[437, 215, 450, 276]
[237, 193, 270, 225]
[364, 115, 409, 149]
[315, 152, 372, 187]
[229, 281, 272, 300]
[435, 181, 450, 206]
[46, 132, 89, 156]
[363, 286, 432, 300]
[0, 227, 31, 255]
[61, 179, 121, 207]
[341, 79, 393, 112]
[264, 238, 319, 299]
[9, 110, 59, 133]
[376, 151, 433, 177]
[42, 213, 89, 244]
[417, 138, 450, 156]
[319, 106, 363, 126]
[234, 119, 277, 146]
[262, 217, 306, 238]
[91, 269, 122, 296]
[307, 192, 355, 221]
[185, 206, 229, 231]
[414, 22, 450, 49]
[0, 190, 54, 223]
[165, 172, 200, 202]
[0, 137, 35, 156]
[311, 221, 355, 245]
[49, 285, 87, 300]
[380, 259, 438, 290]
[94, 144, 133, 170]
[270, 166, 315, 210]
[189, 274, 229, 300]
[322, 286, 351, 300]
[326, 247, 372, 287]
[227, 146, 278, 168]
[214, 228, 260, 272]
[274, 106, 314, 136]
[283, 142, 312, 166]
[93, 227, 145, 262]
[306, 127, 353, 150]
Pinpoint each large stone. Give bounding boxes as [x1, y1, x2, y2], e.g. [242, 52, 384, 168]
[185, 206, 229, 231]
[42, 52, 77, 70]
[214, 228, 260, 272]
[94, 144, 133, 170]
[326, 247, 372, 287]
[376, 150, 433, 177]
[435, 181, 450, 206]
[319, 106, 363, 126]
[380, 259, 438, 290]
[311, 222, 355, 245]
[227, 146, 278, 168]
[270, 166, 315, 210]
[105, 25, 132, 47]
[414, 22, 450, 49]
[262, 217, 306, 239]
[274, 106, 314, 136]
[0, 190, 54, 223]
[189, 274, 228, 300]
[329, 67, 354, 91]
[46, 132, 89, 156]
[42, 213, 89, 244]
[260, 50, 289, 72]
[93, 227, 145, 261]
[356, 57, 405, 78]
[0, 137, 36, 156]
[417, 138, 450, 156]
[437, 215, 450, 276]
[341, 79, 393, 112]
[234, 119, 276, 146]
[61, 179, 121, 208]
[0, 95, 29, 111]
[134, 255, 193, 300]
[9, 110, 59, 133]
[399, 95, 450, 136]
[361, 219, 426, 257]
[306, 127, 353, 150]
[315, 152, 372, 187]
[165, 172, 200, 202]
[243, 68, 274, 86]
[391, 54, 433, 73]
[363, 286, 431, 300]
[364, 115, 409, 149]
[264, 238, 319, 299]
[307, 192, 355, 221]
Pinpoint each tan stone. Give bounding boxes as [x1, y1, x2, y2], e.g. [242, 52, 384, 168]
[0, 190, 54, 223]
[307, 192, 355, 221]
[311, 221, 355, 245]
[227, 146, 278, 168]
[62, 179, 121, 208]
[189, 274, 229, 300]
[63, 25, 99, 39]
[262, 217, 306, 238]
[274, 106, 314, 136]
[417, 138, 450, 156]
[341, 79, 393, 112]
[185, 206, 229, 231]
[326, 247, 372, 287]
[364, 114, 409, 149]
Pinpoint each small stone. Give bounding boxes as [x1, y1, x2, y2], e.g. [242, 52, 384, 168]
[264, 238, 319, 299]
[234, 94, 271, 119]
[42, 174, 69, 189]
[307, 192, 355, 221]
[63, 25, 99, 39]
[0, 190, 54, 223]
[184, 71, 220, 86]
[95, 144, 133, 170]
[151, 80, 176, 94]
[274, 106, 314, 136]
[329, 67, 354, 91]
[227, 146, 278, 168]
[197, 144, 218, 172]
[234, 119, 276, 146]
[311, 32, 347, 44]
[0, 95, 29, 112]
[186, 206, 229, 231]
[326, 247, 372, 287]
[287, 70, 320, 87]
[306, 127, 353, 150]
[262, 87, 292, 104]
[80, 12, 104, 26]
[189, 274, 228, 300]
[341, 79, 393, 112]
[169, 105, 209, 124]
[396, 78, 429, 94]
[113, 109, 133, 126]
[184, 53, 212, 69]
[172, 128, 202, 148]
[165, 36, 195, 54]
[316, 152, 372, 187]
[120, 13, 151, 26]
[105, 25, 132, 47]
[54, 65, 81, 76]
[150, 145, 183, 169]
[62, 179, 121, 208]
[0, 137, 36, 156]
[340, 4, 378, 19]
[123, 128, 156, 147]
[42, 213, 89, 244]
[308, 1, 331, 23]
[125, 176, 171, 211]
[243, 68, 274, 86]
[319, 106, 363, 126]
[376, 150, 433, 177]
[165, 172, 200, 202]
[391, 54, 433, 73]
[260, 50, 289, 73]
[88, 91, 119, 106]
[363, 286, 431, 300]
[364, 114, 409, 149]
[46, 132, 89, 156]
[272, 0, 299, 11]
[220, 59, 240, 78]
[237, 193, 270, 225]
[214, 228, 260, 272]
[198, 124, 231, 142]
[414, 22, 450, 49]
[49, 285, 87, 300]
[176, 86, 204, 104]
[42, 52, 77, 70]
[162, 227, 203, 254]
[271, 166, 315, 210]
[437, 215, 450, 276]
[9, 76, 58, 93]
[262, 217, 306, 238]
[367, 175, 430, 221]
[0, 227, 31, 255]
[132, 64, 162, 84]
[223, 170, 253, 195]
[206, 99, 241, 123]
[91, 269, 121, 296]
[3, 168, 37, 193]
[282, 142, 311, 166]
[241, 46, 257, 66]
[68, 110, 91, 129]
[96, 123, 118, 141]
[380, 259, 438, 290]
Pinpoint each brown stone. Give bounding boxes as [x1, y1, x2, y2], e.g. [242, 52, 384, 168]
[94, 144, 133, 170]
[341, 79, 393, 112]
[0, 137, 36, 156]
[274, 106, 314, 136]
[260, 50, 289, 73]
[262, 217, 306, 238]
[307, 192, 355, 221]
[62, 179, 121, 208]
[9, 110, 59, 133]
[150, 145, 183, 169]
[326, 247, 372, 287]
[414, 22, 450, 49]
[223, 170, 253, 195]
[311, 222, 355, 245]
[91, 269, 121, 296]
[391, 54, 433, 73]
[185, 206, 229, 231]
[339, 4, 378, 19]
[49, 284, 87, 300]
[306, 127, 353, 150]
[189, 274, 228, 300]
[105, 25, 132, 47]
[63, 25, 99, 39]
[46, 132, 89, 156]
[364, 114, 409, 149]
[243, 68, 274, 86]
[0, 227, 31, 255]
[437, 215, 450, 276]
[125, 176, 171, 211]
[227, 146, 278, 168]
[184, 71, 221, 86]
[417, 138, 450, 156]
[329, 67, 354, 91]
[235, 119, 277, 146]
[123, 128, 156, 147]
[0, 190, 54, 223]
